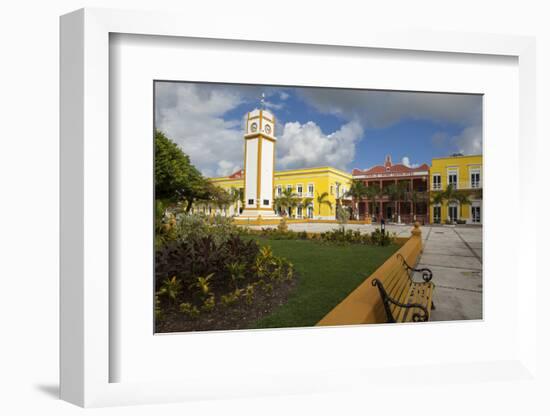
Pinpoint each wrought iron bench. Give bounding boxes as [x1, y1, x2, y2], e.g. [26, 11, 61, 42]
[371, 253, 435, 323]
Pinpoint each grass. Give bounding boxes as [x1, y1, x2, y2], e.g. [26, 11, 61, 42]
[249, 237, 400, 329]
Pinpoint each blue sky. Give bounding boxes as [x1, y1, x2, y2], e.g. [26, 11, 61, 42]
[155, 82, 482, 177]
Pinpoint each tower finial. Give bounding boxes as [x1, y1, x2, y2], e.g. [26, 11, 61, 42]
[260, 92, 266, 110]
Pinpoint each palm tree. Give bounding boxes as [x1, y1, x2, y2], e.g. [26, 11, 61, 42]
[297, 197, 313, 218]
[432, 184, 472, 223]
[453, 190, 473, 222]
[274, 188, 299, 217]
[366, 184, 387, 221]
[230, 187, 244, 215]
[364, 185, 379, 220]
[345, 181, 367, 220]
[385, 183, 400, 222]
[410, 189, 427, 222]
[316, 191, 332, 218]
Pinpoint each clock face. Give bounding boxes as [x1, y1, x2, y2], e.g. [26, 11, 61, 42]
[250, 122, 258, 132]
[265, 124, 272, 134]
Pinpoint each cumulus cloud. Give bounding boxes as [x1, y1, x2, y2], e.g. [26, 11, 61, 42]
[431, 126, 482, 155]
[401, 156, 419, 168]
[155, 82, 295, 176]
[453, 125, 483, 155]
[276, 121, 363, 171]
[155, 82, 245, 177]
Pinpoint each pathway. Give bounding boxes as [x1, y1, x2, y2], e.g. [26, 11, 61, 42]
[414, 226, 483, 321]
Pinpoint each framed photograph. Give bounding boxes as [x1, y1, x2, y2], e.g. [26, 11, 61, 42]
[60, 8, 537, 407]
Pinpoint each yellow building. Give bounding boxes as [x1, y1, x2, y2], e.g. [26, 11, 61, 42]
[210, 166, 352, 220]
[429, 154, 482, 224]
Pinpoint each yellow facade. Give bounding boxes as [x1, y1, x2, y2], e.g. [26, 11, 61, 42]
[211, 166, 352, 219]
[429, 155, 482, 224]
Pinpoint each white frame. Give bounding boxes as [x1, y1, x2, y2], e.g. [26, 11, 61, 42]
[60, 8, 537, 408]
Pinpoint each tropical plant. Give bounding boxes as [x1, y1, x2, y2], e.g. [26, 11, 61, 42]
[432, 184, 473, 222]
[201, 295, 216, 312]
[227, 262, 246, 289]
[220, 288, 243, 307]
[179, 302, 200, 317]
[230, 187, 244, 214]
[410, 189, 427, 220]
[210, 186, 233, 215]
[345, 181, 367, 220]
[158, 276, 182, 304]
[189, 273, 214, 299]
[316, 191, 332, 217]
[297, 197, 313, 218]
[336, 204, 350, 230]
[277, 216, 289, 233]
[274, 188, 300, 216]
[244, 284, 255, 305]
[385, 183, 407, 222]
[368, 184, 387, 220]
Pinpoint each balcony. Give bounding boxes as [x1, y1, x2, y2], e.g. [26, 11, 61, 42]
[431, 181, 482, 191]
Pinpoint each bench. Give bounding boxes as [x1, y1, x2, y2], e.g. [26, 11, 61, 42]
[371, 253, 435, 323]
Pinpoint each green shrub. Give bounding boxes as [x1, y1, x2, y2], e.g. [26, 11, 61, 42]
[156, 215, 295, 319]
[157, 276, 181, 303]
[201, 295, 216, 312]
[179, 302, 200, 317]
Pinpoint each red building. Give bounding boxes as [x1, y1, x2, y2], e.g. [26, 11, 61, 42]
[352, 155, 430, 224]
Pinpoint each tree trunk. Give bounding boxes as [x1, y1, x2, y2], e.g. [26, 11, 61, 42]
[185, 197, 194, 213]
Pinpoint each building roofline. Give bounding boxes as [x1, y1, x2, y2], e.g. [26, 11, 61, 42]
[431, 154, 482, 160]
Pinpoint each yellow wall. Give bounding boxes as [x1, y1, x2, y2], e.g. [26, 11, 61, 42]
[429, 155, 482, 224]
[211, 166, 352, 219]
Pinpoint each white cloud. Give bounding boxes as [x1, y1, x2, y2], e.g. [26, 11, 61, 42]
[401, 156, 419, 168]
[216, 160, 241, 177]
[155, 82, 245, 177]
[431, 126, 482, 156]
[276, 121, 363, 171]
[263, 100, 284, 110]
[454, 125, 482, 155]
[279, 91, 290, 100]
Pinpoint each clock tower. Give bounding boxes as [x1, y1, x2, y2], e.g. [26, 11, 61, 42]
[240, 108, 279, 218]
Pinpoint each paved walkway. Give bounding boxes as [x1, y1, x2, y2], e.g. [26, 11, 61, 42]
[414, 226, 482, 321]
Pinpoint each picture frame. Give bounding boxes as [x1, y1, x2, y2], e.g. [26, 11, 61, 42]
[60, 7, 537, 407]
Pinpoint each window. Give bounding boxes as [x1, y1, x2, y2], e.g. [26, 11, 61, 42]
[470, 169, 481, 188]
[248, 199, 254, 205]
[448, 204, 458, 222]
[330, 185, 334, 195]
[276, 185, 282, 196]
[307, 184, 314, 197]
[307, 205, 314, 218]
[447, 169, 458, 189]
[432, 174, 441, 190]
[471, 205, 481, 223]
[433, 205, 441, 224]
[296, 184, 303, 197]
[263, 199, 269, 206]
[297, 206, 303, 218]
[286, 184, 292, 193]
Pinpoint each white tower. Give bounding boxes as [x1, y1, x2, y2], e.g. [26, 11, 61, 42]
[240, 108, 279, 218]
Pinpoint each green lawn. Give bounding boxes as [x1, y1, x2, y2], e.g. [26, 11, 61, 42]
[250, 238, 399, 329]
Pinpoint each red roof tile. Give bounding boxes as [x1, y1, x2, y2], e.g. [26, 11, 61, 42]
[228, 169, 244, 179]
